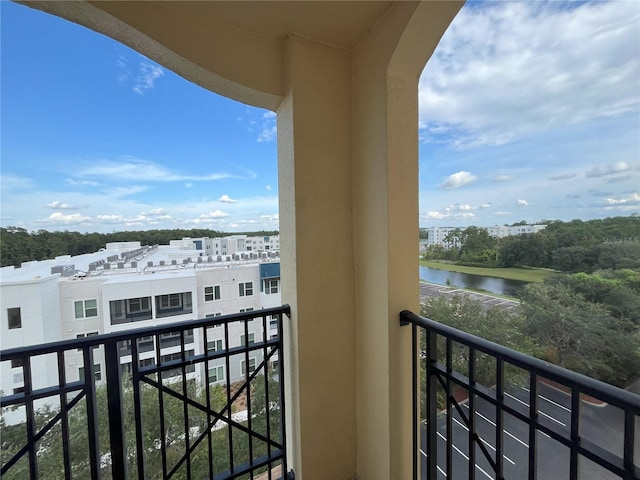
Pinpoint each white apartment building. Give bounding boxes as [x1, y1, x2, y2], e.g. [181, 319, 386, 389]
[170, 234, 280, 257]
[422, 224, 547, 249]
[1, 238, 281, 417]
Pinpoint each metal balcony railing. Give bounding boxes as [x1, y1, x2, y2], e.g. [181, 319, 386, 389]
[400, 310, 640, 480]
[1, 306, 293, 480]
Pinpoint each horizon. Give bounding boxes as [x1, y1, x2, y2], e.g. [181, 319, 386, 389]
[1, 1, 638, 233]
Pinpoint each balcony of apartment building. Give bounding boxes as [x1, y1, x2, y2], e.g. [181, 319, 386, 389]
[2, 1, 639, 479]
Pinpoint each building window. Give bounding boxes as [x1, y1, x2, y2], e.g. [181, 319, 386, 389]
[207, 339, 223, 352]
[77, 332, 99, 340]
[208, 365, 224, 383]
[79, 363, 102, 382]
[74, 299, 98, 319]
[241, 357, 257, 375]
[76, 332, 99, 351]
[204, 285, 221, 301]
[155, 292, 193, 319]
[160, 293, 181, 308]
[239, 282, 253, 297]
[110, 297, 152, 324]
[13, 387, 25, 395]
[263, 279, 279, 294]
[239, 308, 254, 313]
[7, 308, 21, 329]
[240, 333, 255, 346]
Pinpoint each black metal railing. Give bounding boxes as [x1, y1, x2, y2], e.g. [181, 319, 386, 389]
[1, 305, 293, 480]
[400, 310, 640, 480]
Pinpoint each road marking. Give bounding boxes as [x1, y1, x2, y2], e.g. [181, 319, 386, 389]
[421, 449, 447, 478]
[470, 409, 529, 448]
[452, 415, 516, 465]
[539, 410, 566, 427]
[505, 391, 528, 407]
[437, 432, 510, 478]
[522, 387, 572, 412]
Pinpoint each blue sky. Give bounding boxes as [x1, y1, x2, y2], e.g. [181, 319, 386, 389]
[1, 1, 638, 233]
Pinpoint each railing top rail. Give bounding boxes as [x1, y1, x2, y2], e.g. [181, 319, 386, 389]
[0, 304, 291, 360]
[400, 309, 640, 411]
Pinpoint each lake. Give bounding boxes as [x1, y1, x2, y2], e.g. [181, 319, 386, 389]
[419, 266, 527, 296]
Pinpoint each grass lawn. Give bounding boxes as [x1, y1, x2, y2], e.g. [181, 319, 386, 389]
[419, 260, 555, 283]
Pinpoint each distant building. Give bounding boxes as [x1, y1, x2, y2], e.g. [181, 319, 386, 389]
[1, 236, 281, 419]
[422, 224, 546, 249]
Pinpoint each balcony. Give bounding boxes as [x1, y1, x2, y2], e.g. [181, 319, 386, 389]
[400, 310, 640, 480]
[3, 307, 638, 479]
[1, 306, 291, 480]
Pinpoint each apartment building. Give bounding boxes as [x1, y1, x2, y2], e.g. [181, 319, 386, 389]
[0, 239, 281, 411]
[169, 234, 280, 257]
[422, 224, 547, 249]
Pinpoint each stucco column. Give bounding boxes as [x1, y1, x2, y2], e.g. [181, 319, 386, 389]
[278, 35, 357, 479]
[352, 3, 462, 478]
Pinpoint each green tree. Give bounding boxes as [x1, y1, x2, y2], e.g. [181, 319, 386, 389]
[519, 282, 640, 387]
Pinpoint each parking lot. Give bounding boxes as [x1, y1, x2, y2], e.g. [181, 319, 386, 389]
[419, 282, 520, 312]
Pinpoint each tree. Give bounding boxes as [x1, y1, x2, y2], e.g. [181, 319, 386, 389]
[519, 283, 640, 387]
[458, 226, 497, 265]
[0, 374, 280, 480]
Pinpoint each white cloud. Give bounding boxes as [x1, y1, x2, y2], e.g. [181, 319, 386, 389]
[517, 199, 529, 207]
[493, 175, 513, 182]
[144, 208, 167, 216]
[1, 174, 36, 191]
[65, 178, 100, 187]
[549, 173, 577, 181]
[40, 212, 91, 225]
[217, 194, 238, 203]
[585, 161, 633, 178]
[419, 1, 640, 148]
[440, 171, 477, 189]
[133, 62, 164, 95]
[96, 214, 125, 223]
[74, 158, 254, 183]
[200, 210, 230, 219]
[47, 201, 76, 210]
[604, 193, 640, 205]
[265, 185, 272, 191]
[257, 111, 277, 143]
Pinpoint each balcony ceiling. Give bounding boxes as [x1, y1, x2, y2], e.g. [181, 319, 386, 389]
[88, 1, 395, 51]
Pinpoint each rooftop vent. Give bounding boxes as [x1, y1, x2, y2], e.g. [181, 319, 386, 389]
[51, 264, 75, 277]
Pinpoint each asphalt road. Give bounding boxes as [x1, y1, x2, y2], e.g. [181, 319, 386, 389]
[420, 282, 520, 312]
[420, 381, 639, 480]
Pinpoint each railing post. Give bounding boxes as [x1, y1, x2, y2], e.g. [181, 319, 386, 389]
[426, 325, 438, 480]
[104, 339, 127, 479]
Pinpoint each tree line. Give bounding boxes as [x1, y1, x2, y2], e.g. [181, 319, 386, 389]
[421, 269, 640, 390]
[0, 227, 279, 268]
[422, 215, 640, 272]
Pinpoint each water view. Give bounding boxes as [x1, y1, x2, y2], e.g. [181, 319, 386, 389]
[419, 266, 527, 296]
